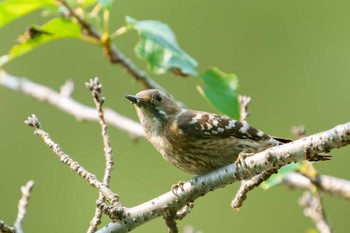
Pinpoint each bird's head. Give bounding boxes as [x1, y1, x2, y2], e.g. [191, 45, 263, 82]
[125, 89, 181, 134]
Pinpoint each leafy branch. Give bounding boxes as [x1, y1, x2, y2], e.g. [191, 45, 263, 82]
[0, 0, 240, 120]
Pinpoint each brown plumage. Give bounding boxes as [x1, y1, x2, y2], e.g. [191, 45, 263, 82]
[126, 89, 291, 175]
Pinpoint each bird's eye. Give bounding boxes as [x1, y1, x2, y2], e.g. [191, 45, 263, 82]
[155, 93, 163, 102]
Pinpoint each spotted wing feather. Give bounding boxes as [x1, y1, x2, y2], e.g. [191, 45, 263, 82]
[176, 110, 272, 141]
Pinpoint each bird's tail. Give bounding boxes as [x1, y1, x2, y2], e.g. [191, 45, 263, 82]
[272, 136, 292, 144]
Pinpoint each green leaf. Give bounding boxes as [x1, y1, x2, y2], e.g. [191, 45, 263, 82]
[126, 16, 198, 76]
[0, 0, 55, 28]
[0, 18, 81, 66]
[260, 163, 302, 190]
[198, 67, 240, 119]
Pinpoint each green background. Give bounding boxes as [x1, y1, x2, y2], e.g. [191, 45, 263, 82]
[1, 0, 350, 232]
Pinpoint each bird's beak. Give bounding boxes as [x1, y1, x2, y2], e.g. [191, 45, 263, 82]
[125, 94, 141, 107]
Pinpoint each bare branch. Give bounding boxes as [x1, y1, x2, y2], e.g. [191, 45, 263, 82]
[239, 95, 251, 123]
[231, 169, 277, 211]
[230, 94, 258, 211]
[97, 122, 350, 233]
[282, 171, 333, 232]
[96, 201, 121, 220]
[59, 80, 74, 97]
[0, 220, 15, 233]
[0, 70, 145, 138]
[24, 115, 123, 214]
[299, 191, 332, 233]
[163, 208, 178, 233]
[175, 203, 194, 220]
[283, 172, 350, 200]
[85, 78, 115, 233]
[291, 125, 307, 138]
[14, 180, 34, 233]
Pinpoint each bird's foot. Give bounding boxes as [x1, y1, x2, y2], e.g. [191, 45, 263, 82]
[235, 151, 255, 176]
[237, 150, 254, 161]
[171, 181, 185, 196]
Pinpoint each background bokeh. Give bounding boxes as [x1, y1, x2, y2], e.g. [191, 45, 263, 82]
[1, 0, 350, 232]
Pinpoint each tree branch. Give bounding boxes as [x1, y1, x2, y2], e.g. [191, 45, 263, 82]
[283, 172, 350, 201]
[231, 169, 277, 210]
[299, 191, 332, 233]
[0, 180, 35, 233]
[231, 95, 274, 211]
[85, 78, 115, 232]
[14, 180, 34, 233]
[0, 220, 15, 233]
[24, 115, 123, 215]
[57, 0, 165, 91]
[239, 95, 251, 123]
[96, 122, 350, 233]
[0, 70, 145, 138]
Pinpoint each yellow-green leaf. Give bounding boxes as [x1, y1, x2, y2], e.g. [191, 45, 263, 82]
[0, 0, 55, 28]
[0, 17, 81, 66]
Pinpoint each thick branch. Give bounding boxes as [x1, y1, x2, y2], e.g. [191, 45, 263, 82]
[97, 122, 350, 233]
[0, 70, 144, 137]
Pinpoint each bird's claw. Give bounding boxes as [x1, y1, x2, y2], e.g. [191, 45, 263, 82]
[235, 150, 255, 176]
[171, 181, 185, 196]
[236, 150, 253, 165]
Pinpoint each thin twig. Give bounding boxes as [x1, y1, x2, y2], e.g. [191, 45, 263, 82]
[14, 180, 34, 233]
[57, 0, 164, 91]
[239, 95, 251, 123]
[0, 220, 16, 233]
[24, 115, 123, 215]
[175, 202, 194, 220]
[231, 169, 277, 211]
[57, 0, 100, 40]
[231, 94, 266, 210]
[86, 78, 114, 233]
[0, 71, 144, 137]
[299, 191, 332, 233]
[96, 201, 121, 220]
[283, 172, 350, 201]
[291, 125, 307, 138]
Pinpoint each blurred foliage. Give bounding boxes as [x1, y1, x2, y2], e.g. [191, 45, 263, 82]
[0, 0, 55, 27]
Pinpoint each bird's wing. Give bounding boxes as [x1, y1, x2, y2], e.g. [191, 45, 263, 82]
[175, 110, 272, 141]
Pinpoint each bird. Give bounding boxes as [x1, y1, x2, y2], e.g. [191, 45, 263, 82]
[125, 89, 292, 175]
